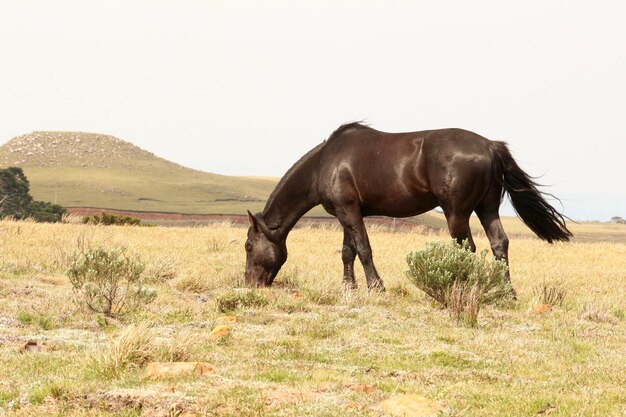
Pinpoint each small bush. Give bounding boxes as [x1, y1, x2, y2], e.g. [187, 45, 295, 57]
[533, 280, 567, 306]
[82, 212, 142, 226]
[216, 290, 268, 313]
[67, 247, 156, 317]
[406, 240, 512, 326]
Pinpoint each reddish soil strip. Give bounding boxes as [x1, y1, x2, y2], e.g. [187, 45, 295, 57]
[66, 207, 437, 232]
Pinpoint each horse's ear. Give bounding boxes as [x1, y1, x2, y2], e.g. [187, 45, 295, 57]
[247, 210, 258, 230]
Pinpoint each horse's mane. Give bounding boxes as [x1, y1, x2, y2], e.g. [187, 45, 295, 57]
[262, 122, 371, 218]
[327, 121, 371, 142]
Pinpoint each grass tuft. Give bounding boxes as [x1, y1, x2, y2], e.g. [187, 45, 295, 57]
[579, 303, 616, 324]
[533, 280, 567, 306]
[90, 321, 156, 378]
[215, 289, 268, 313]
[172, 274, 212, 293]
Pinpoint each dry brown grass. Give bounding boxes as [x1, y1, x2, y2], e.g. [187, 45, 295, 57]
[533, 280, 568, 306]
[0, 218, 624, 416]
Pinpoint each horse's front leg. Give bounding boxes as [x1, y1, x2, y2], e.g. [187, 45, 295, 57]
[336, 207, 385, 291]
[341, 226, 357, 289]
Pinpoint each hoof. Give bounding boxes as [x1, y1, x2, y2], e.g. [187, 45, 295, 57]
[343, 282, 358, 290]
[368, 282, 386, 292]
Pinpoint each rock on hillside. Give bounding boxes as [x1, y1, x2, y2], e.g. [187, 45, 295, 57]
[0, 131, 185, 171]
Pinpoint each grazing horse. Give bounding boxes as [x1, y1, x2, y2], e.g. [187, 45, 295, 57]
[244, 122, 571, 292]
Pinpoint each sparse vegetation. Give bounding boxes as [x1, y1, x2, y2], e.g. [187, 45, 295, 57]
[0, 219, 624, 416]
[67, 247, 156, 317]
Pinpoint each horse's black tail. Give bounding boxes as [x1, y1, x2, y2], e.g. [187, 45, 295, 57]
[489, 141, 572, 243]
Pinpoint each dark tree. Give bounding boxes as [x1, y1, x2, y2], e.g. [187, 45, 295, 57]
[29, 200, 67, 223]
[0, 167, 66, 222]
[0, 167, 33, 219]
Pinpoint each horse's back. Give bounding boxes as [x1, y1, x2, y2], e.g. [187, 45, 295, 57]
[317, 127, 496, 217]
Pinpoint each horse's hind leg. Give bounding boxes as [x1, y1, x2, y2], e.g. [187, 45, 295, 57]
[342, 226, 358, 289]
[443, 209, 476, 252]
[476, 191, 516, 297]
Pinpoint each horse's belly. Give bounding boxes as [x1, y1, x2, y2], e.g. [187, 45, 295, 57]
[360, 191, 438, 217]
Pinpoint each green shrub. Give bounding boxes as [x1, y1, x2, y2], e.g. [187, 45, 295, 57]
[406, 240, 512, 326]
[67, 247, 156, 317]
[82, 212, 141, 226]
[216, 290, 268, 313]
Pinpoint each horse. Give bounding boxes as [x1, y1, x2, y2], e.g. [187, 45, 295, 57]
[244, 122, 571, 293]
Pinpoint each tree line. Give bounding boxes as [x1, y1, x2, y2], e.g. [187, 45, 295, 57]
[0, 167, 66, 222]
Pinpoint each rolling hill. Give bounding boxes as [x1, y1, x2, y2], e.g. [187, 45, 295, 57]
[0, 131, 279, 215]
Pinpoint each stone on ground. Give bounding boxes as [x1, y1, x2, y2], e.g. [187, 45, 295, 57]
[209, 325, 230, 340]
[145, 362, 214, 379]
[379, 394, 445, 417]
[533, 304, 553, 314]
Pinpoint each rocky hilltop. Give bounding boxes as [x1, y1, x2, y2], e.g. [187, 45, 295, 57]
[0, 131, 185, 171]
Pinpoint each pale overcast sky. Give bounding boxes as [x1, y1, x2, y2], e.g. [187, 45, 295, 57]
[1, 1, 624, 221]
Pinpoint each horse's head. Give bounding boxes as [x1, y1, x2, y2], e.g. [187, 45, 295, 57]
[244, 210, 287, 286]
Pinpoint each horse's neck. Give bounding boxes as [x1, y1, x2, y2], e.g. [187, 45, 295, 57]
[261, 146, 322, 242]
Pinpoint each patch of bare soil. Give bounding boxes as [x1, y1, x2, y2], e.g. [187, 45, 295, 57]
[81, 388, 195, 417]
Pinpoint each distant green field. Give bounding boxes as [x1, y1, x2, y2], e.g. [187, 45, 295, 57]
[23, 166, 278, 215]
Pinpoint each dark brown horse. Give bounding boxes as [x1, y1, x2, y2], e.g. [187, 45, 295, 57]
[245, 123, 571, 292]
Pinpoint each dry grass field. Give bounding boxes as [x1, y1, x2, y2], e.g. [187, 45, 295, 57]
[0, 219, 624, 416]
